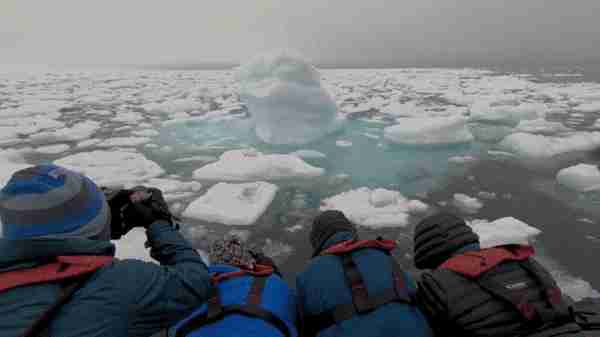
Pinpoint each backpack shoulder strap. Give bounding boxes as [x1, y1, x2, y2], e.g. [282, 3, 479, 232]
[22, 275, 91, 337]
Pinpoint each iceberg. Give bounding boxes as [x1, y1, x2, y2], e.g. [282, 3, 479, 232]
[384, 116, 473, 146]
[237, 50, 338, 145]
[453, 193, 484, 214]
[192, 148, 324, 181]
[182, 182, 278, 226]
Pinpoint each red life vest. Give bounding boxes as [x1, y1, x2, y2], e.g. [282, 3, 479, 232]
[439, 245, 567, 323]
[440, 245, 535, 277]
[174, 264, 291, 337]
[0, 255, 113, 293]
[303, 239, 412, 336]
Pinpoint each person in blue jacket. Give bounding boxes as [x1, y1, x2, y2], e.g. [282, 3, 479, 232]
[296, 210, 434, 337]
[167, 235, 298, 337]
[0, 165, 211, 337]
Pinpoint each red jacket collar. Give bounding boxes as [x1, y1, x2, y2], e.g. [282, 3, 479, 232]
[439, 245, 535, 277]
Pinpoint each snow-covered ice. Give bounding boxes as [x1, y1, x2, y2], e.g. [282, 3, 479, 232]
[556, 164, 600, 192]
[182, 182, 278, 226]
[192, 148, 324, 181]
[320, 187, 428, 228]
[237, 50, 338, 144]
[453, 193, 484, 214]
[289, 149, 327, 160]
[55, 150, 165, 188]
[499, 132, 600, 158]
[470, 217, 541, 248]
[0, 149, 31, 187]
[384, 116, 473, 145]
[34, 144, 71, 154]
[97, 137, 151, 148]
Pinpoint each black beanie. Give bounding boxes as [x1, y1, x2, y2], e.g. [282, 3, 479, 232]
[310, 210, 356, 257]
[413, 212, 479, 270]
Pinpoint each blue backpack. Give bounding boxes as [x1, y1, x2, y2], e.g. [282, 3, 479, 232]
[167, 264, 297, 337]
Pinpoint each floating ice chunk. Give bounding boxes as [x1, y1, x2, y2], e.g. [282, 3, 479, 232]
[112, 111, 144, 124]
[182, 182, 278, 226]
[384, 116, 473, 145]
[132, 129, 160, 137]
[0, 127, 19, 146]
[0, 117, 64, 136]
[335, 140, 353, 147]
[575, 102, 600, 113]
[448, 155, 477, 164]
[469, 217, 541, 248]
[453, 193, 483, 214]
[55, 150, 164, 188]
[290, 149, 327, 159]
[173, 156, 218, 164]
[0, 149, 31, 187]
[97, 137, 151, 148]
[86, 109, 113, 116]
[113, 228, 153, 262]
[34, 144, 70, 154]
[556, 164, 600, 192]
[237, 50, 338, 144]
[320, 187, 428, 228]
[192, 148, 324, 181]
[515, 119, 572, 135]
[76, 139, 102, 149]
[29, 121, 101, 144]
[470, 102, 543, 126]
[125, 178, 202, 194]
[498, 132, 600, 158]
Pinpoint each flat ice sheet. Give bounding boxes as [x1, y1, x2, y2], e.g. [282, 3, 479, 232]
[182, 182, 278, 226]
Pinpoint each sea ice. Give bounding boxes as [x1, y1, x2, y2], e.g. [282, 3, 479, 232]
[29, 121, 101, 144]
[182, 182, 278, 226]
[96, 137, 151, 148]
[498, 132, 600, 158]
[469, 217, 541, 248]
[55, 150, 164, 188]
[34, 144, 71, 154]
[237, 50, 338, 145]
[453, 193, 483, 214]
[556, 164, 600, 192]
[384, 116, 473, 145]
[192, 148, 324, 181]
[320, 187, 428, 228]
[113, 228, 152, 262]
[289, 150, 327, 159]
[0, 150, 31, 187]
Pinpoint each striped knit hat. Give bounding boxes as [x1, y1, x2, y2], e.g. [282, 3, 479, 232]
[0, 165, 110, 240]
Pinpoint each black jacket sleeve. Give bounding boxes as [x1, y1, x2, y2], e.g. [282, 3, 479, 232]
[416, 271, 452, 336]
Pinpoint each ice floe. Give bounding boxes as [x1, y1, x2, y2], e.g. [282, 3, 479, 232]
[320, 187, 428, 228]
[192, 148, 324, 181]
[469, 217, 541, 248]
[556, 164, 600, 192]
[498, 132, 600, 158]
[453, 193, 484, 214]
[55, 150, 164, 188]
[182, 182, 278, 226]
[384, 116, 473, 145]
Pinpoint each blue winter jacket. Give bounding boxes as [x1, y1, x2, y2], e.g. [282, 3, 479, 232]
[170, 264, 298, 337]
[0, 221, 211, 337]
[296, 231, 434, 337]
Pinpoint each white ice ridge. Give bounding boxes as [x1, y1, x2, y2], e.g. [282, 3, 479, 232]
[384, 116, 473, 145]
[237, 50, 338, 145]
[55, 150, 165, 188]
[469, 217, 541, 249]
[498, 132, 600, 158]
[453, 193, 484, 214]
[320, 187, 428, 228]
[192, 148, 324, 181]
[182, 182, 278, 226]
[556, 164, 600, 192]
[0, 150, 31, 187]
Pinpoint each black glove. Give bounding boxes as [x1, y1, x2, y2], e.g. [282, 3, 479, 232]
[122, 187, 176, 229]
[103, 186, 177, 240]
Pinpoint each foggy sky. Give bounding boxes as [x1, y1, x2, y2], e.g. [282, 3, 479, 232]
[1, 0, 599, 67]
